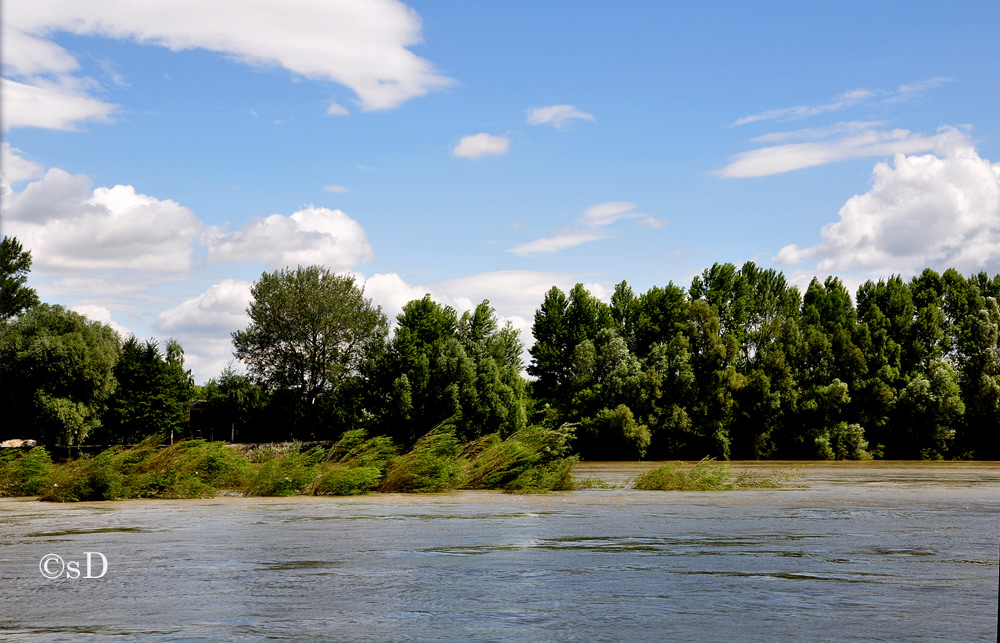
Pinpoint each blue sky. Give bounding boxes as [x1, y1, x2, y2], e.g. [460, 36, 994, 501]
[3, 1, 999, 383]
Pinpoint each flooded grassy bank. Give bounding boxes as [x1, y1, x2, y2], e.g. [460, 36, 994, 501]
[573, 459, 1000, 489]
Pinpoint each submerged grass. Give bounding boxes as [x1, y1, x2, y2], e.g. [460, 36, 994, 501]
[632, 457, 795, 491]
[6, 429, 792, 502]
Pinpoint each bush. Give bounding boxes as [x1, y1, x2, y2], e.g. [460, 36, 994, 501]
[41, 439, 251, 501]
[463, 424, 578, 492]
[0, 447, 54, 496]
[242, 447, 325, 496]
[634, 457, 795, 491]
[380, 427, 467, 493]
[311, 466, 383, 495]
[633, 457, 732, 491]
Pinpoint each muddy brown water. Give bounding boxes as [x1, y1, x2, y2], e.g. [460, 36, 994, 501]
[1, 462, 998, 641]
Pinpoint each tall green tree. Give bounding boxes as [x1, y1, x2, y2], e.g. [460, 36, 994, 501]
[375, 296, 527, 445]
[1, 236, 40, 321]
[0, 305, 120, 447]
[232, 266, 388, 433]
[96, 337, 195, 445]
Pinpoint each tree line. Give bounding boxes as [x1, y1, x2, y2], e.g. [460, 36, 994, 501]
[2, 235, 998, 460]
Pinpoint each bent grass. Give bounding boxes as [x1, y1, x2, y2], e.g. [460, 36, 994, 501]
[632, 457, 796, 491]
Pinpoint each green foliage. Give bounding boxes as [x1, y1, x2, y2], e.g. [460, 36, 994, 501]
[96, 336, 194, 445]
[633, 458, 733, 490]
[463, 423, 578, 492]
[374, 296, 527, 446]
[526, 264, 1000, 461]
[0, 447, 54, 496]
[41, 439, 251, 501]
[201, 368, 269, 442]
[0, 304, 121, 447]
[242, 446, 325, 496]
[232, 265, 388, 436]
[379, 426, 467, 493]
[0, 236, 40, 322]
[633, 457, 792, 491]
[310, 466, 383, 495]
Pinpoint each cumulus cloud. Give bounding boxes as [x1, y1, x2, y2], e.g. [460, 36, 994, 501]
[452, 133, 510, 159]
[205, 206, 374, 270]
[70, 304, 131, 338]
[526, 104, 595, 129]
[2, 0, 451, 131]
[509, 201, 662, 256]
[773, 144, 1000, 276]
[715, 124, 968, 178]
[154, 279, 254, 382]
[358, 269, 604, 367]
[3, 168, 203, 276]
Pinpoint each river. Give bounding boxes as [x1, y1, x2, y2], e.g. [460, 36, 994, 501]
[1, 462, 998, 641]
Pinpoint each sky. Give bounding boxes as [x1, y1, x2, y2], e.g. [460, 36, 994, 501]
[2, 0, 999, 384]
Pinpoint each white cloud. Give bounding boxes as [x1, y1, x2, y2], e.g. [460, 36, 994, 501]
[322, 184, 351, 193]
[774, 144, 1000, 277]
[731, 78, 951, 127]
[1, 142, 45, 185]
[2, 0, 452, 131]
[509, 229, 610, 256]
[4, 168, 203, 276]
[509, 201, 658, 256]
[732, 89, 875, 127]
[326, 100, 350, 117]
[155, 279, 254, 383]
[359, 272, 429, 322]
[205, 206, 374, 270]
[715, 125, 969, 178]
[0, 77, 118, 131]
[155, 269, 612, 383]
[70, 304, 131, 338]
[526, 104, 595, 129]
[452, 133, 510, 159]
[580, 201, 637, 227]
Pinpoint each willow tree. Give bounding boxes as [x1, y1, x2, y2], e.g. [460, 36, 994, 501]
[232, 266, 388, 431]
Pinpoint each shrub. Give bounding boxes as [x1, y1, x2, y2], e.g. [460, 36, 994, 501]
[0, 447, 54, 496]
[634, 457, 796, 491]
[463, 424, 578, 492]
[311, 466, 383, 495]
[40, 439, 251, 501]
[380, 427, 467, 493]
[243, 447, 324, 496]
[633, 457, 732, 491]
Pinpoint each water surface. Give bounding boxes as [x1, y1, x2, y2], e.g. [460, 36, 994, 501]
[1, 462, 997, 641]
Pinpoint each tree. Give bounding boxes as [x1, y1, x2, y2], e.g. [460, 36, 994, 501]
[232, 266, 388, 430]
[374, 296, 527, 445]
[1, 236, 40, 321]
[0, 305, 120, 447]
[96, 337, 194, 445]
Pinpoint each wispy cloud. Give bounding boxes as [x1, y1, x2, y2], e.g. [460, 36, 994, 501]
[526, 104, 595, 130]
[322, 184, 351, 193]
[508, 201, 663, 256]
[715, 125, 969, 178]
[731, 78, 952, 127]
